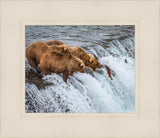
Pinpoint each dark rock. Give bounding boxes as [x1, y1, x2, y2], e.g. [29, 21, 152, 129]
[125, 59, 128, 63]
[25, 68, 52, 90]
[65, 109, 70, 113]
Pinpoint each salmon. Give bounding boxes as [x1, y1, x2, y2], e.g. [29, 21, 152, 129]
[105, 66, 113, 80]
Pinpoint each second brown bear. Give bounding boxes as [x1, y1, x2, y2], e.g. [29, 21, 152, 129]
[40, 51, 85, 82]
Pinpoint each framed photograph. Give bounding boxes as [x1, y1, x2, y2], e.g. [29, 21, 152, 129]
[0, 0, 159, 138]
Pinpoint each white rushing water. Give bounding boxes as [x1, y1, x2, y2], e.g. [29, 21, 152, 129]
[25, 25, 135, 113]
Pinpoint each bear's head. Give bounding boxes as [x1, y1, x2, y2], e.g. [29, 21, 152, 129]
[71, 57, 85, 73]
[85, 54, 102, 71]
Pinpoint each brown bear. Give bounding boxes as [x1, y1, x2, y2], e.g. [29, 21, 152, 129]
[26, 41, 69, 72]
[69, 46, 102, 71]
[45, 40, 65, 45]
[45, 40, 102, 71]
[40, 51, 85, 82]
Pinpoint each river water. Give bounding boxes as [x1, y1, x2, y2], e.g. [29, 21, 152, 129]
[25, 25, 135, 113]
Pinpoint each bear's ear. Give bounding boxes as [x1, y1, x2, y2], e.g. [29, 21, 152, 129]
[89, 58, 93, 63]
[64, 46, 67, 52]
[88, 54, 92, 57]
[80, 63, 84, 68]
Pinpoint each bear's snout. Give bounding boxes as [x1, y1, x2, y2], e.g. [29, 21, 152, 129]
[97, 63, 102, 68]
